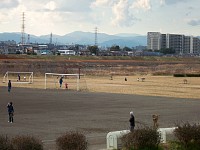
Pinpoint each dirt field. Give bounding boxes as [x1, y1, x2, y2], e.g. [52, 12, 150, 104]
[2, 75, 200, 99]
[0, 84, 200, 149]
[1, 56, 200, 149]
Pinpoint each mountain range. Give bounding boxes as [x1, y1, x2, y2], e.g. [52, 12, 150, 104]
[0, 31, 147, 47]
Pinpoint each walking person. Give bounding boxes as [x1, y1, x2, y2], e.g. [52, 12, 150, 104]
[7, 102, 14, 123]
[8, 80, 12, 93]
[129, 111, 135, 132]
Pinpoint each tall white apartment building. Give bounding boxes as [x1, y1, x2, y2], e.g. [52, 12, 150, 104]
[147, 32, 162, 51]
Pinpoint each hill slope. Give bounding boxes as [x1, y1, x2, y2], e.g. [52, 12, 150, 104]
[0, 31, 147, 47]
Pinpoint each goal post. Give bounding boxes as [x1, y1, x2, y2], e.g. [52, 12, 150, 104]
[45, 73, 86, 91]
[3, 71, 33, 84]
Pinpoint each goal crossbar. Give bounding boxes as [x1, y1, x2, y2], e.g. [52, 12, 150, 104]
[45, 73, 84, 90]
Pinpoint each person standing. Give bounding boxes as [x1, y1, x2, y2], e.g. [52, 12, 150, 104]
[129, 111, 135, 131]
[8, 80, 12, 93]
[152, 114, 159, 128]
[17, 74, 20, 81]
[65, 82, 68, 89]
[59, 77, 63, 88]
[7, 102, 14, 123]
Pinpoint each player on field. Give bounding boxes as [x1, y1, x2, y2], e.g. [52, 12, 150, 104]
[17, 74, 20, 81]
[8, 80, 12, 93]
[7, 102, 14, 123]
[59, 76, 63, 88]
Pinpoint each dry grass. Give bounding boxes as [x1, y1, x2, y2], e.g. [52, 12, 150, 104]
[86, 75, 200, 99]
[2, 75, 200, 99]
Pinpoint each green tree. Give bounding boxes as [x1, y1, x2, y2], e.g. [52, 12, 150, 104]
[110, 45, 120, 51]
[123, 46, 132, 51]
[87, 45, 98, 55]
[160, 48, 175, 54]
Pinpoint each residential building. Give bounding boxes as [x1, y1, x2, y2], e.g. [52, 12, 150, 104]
[147, 32, 200, 54]
[166, 34, 184, 54]
[58, 49, 76, 55]
[0, 41, 17, 54]
[184, 36, 193, 54]
[147, 32, 161, 51]
[193, 37, 200, 54]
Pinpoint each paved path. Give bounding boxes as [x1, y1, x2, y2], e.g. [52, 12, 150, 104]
[0, 87, 199, 149]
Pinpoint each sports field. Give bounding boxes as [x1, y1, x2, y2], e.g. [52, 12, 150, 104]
[2, 75, 200, 99]
[0, 76, 200, 149]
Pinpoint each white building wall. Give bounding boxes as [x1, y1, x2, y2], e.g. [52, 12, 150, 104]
[147, 32, 161, 51]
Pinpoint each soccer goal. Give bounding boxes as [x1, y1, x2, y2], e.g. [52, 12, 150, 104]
[45, 73, 87, 91]
[3, 71, 34, 84]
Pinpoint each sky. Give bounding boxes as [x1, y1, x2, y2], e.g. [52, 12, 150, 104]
[0, 0, 200, 36]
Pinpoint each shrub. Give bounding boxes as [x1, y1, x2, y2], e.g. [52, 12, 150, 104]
[56, 131, 87, 150]
[174, 74, 200, 77]
[168, 140, 200, 150]
[121, 131, 135, 150]
[173, 74, 185, 77]
[12, 135, 43, 150]
[0, 135, 13, 150]
[173, 122, 200, 150]
[121, 127, 161, 150]
[185, 74, 200, 77]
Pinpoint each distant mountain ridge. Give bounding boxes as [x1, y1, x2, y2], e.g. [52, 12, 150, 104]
[0, 31, 147, 47]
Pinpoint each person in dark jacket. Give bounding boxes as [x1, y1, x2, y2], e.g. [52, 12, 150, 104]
[8, 80, 11, 93]
[7, 102, 14, 123]
[129, 111, 135, 131]
[59, 77, 63, 88]
[17, 74, 20, 81]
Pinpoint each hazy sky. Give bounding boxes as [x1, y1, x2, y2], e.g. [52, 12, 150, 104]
[0, 0, 200, 36]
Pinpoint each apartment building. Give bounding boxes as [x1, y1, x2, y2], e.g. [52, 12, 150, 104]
[147, 32, 200, 54]
[166, 34, 184, 54]
[147, 32, 161, 51]
[193, 37, 200, 54]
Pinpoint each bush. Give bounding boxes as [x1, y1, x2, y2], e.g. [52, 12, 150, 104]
[56, 131, 87, 150]
[0, 135, 13, 150]
[173, 74, 185, 77]
[185, 74, 200, 77]
[168, 140, 200, 150]
[12, 135, 43, 150]
[173, 74, 200, 77]
[121, 127, 161, 150]
[173, 122, 200, 150]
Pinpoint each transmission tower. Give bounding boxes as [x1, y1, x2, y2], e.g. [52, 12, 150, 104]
[21, 12, 25, 45]
[95, 27, 98, 46]
[50, 32, 53, 44]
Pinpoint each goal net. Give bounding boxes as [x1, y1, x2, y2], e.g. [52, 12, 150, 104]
[45, 73, 87, 91]
[3, 71, 33, 84]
